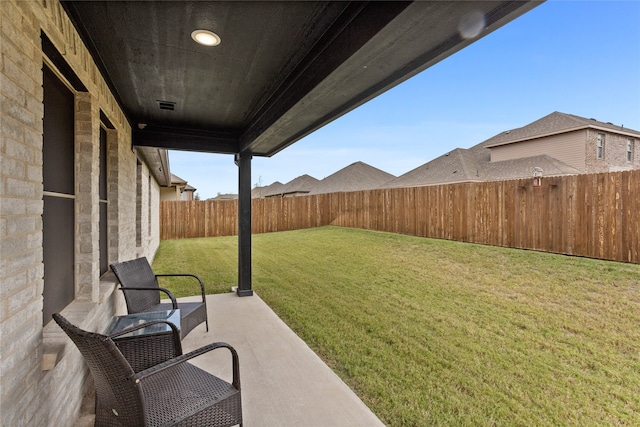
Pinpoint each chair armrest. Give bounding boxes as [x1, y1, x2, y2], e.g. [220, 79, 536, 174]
[119, 286, 178, 308]
[155, 274, 206, 299]
[134, 342, 240, 390]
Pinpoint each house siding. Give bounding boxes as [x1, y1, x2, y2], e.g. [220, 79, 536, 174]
[1, 1, 161, 425]
[490, 129, 587, 172]
[160, 185, 183, 201]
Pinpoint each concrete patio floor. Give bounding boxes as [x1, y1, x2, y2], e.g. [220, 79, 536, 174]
[181, 292, 385, 426]
[75, 292, 385, 426]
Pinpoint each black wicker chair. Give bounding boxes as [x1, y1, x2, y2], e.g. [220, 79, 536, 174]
[53, 313, 242, 427]
[110, 257, 208, 338]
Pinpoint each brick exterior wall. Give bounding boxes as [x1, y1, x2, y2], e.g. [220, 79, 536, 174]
[1, 1, 162, 425]
[134, 160, 160, 256]
[491, 128, 639, 175]
[585, 128, 640, 173]
[148, 173, 161, 255]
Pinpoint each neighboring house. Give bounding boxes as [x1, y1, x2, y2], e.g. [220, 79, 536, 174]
[258, 181, 286, 198]
[485, 112, 640, 173]
[251, 186, 266, 198]
[383, 147, 581, 188]
[0, 3, 169, 425]
[258, 174, 320, 198]
[213, 193, 239, 200]
[384, 112, 639, 188]
[183, 184, 197, 200]
[280, 174, 320, 197]
[160, 173, 197, 201]
[307, 162, 395, 195]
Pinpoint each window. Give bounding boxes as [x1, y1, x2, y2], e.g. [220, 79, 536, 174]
[99, 126, 109, 275]
[596, 133, 605, 159]
[42, 65, 75, 325]
[148, 175, 152, 236]
[136, 160, 143, 246]
[627, 139, 634, 163]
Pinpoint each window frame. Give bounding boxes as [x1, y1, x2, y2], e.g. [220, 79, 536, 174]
[42, 62, 77, 326]
[596, 133, 605, 160]
[99, 125, 110, 275]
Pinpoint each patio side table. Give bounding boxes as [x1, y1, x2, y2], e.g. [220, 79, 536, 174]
[105, 309, 182, 372]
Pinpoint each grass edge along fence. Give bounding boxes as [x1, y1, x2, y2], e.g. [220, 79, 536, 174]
[160, 169, 640, 264]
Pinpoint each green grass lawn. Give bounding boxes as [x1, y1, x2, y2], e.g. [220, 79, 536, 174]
[153, 226, 640, 426]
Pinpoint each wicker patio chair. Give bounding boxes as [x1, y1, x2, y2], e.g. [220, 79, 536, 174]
[53, 313, 242, 427]
[110, 257, 208, 338]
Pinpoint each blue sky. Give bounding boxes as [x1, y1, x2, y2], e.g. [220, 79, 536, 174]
[169, 0, 640, 199]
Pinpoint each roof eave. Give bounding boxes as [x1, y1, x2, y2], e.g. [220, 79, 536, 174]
[136, 147, 172, 186]
[486, 124, 640, 149]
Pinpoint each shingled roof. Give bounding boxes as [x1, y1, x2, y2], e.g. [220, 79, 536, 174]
[484, 155, 580, 180]
[383, 112, 598, 189]
[382, 149, 481, 188]
[384, 150, 580, 189]
[485, 111, 640, 148]
[307, 162, 395, 195]
[280, 174, 319, 196]
[256, 181, 285, 198]
[254, 112, 636, 193]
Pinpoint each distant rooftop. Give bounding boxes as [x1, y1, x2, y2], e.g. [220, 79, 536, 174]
[382, 111, 635, 188]
[485, 111, 640, 148]
[279, 174, 319, 196]
[257, 181, 286, 198]
[237, 112, 640, 195]
[307, 162, 395, 195]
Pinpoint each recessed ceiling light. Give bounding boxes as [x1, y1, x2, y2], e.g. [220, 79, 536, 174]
[191, 29, 221, 46]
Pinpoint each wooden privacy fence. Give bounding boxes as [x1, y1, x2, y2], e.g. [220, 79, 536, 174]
[160, 170, 640, 263]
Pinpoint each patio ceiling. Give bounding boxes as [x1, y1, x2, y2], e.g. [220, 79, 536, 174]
[61, 1, 542, 158]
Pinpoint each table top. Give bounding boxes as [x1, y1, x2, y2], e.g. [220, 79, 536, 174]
[106, 309, 181, 339]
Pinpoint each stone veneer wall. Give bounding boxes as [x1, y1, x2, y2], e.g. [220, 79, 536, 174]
[1, 1, 161, 425]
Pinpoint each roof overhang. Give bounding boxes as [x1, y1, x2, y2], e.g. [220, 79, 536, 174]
[62, 1, 543, 157]
[135, 147, 172, 186]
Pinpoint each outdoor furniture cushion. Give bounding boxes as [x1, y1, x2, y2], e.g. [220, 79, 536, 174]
[53, 313, 242, 427]
[110, 257, 208, 338]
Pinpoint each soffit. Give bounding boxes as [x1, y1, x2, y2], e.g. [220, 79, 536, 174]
[62, 1, 542, 157]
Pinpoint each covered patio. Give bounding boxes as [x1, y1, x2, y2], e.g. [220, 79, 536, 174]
[75, 293, 385, 426]
[61, 0, 542, 296]
[0, 1, 544, 424]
